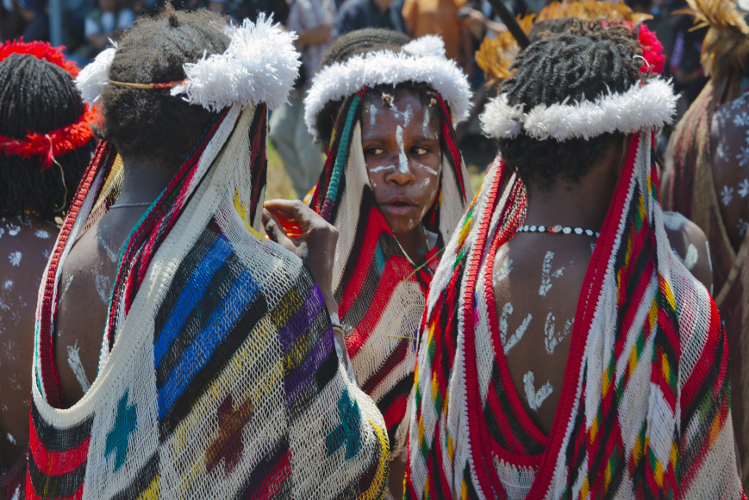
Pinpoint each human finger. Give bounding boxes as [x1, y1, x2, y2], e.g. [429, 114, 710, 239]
[264, 199, 319, 230]
[262, 209, 296, 249]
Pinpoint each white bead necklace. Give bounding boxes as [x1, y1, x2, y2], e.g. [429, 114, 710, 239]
[515, 224, 600, 238]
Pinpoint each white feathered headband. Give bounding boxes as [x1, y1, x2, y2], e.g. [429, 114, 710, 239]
[304, 35, 473, 141]
[75, 14, 301, 112]
[480, 77, 677, 141]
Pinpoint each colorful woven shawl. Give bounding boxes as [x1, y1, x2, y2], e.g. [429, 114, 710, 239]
[405, 124, 745, 498]
[307, 85, 472, 460]
[27, 83, 389, 500]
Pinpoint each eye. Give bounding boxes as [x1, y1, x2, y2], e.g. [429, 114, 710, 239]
[365, 147, 387, 156]
[412, 146, 430, 156]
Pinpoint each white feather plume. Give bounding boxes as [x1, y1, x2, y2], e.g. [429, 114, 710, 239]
[403, 35, 447, 59]
[479, 93, 524, 139]
[304, 45, 472, 140]
[480, 78, 677, 141]
[76, 46, 116, 105]
[172, 14, 300, 111]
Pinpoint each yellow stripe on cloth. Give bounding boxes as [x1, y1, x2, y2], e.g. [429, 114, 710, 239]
[233, 189, 263, 240]
[168, 316, 283, 496]
[358, 420, 390, 500]
[137, 476, 160, 500]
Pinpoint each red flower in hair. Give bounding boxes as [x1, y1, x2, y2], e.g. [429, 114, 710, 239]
[0, 39, 79, 76]
[637, 24, 665, 74]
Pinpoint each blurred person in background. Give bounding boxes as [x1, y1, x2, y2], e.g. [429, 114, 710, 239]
[234, 0, 289, 23]
[334, 0, 406, 36]
[0, 40, 95, 499]
[401, 0, 474, 75]
[269, 0, 335, 198]
[75, 0, 135, 61]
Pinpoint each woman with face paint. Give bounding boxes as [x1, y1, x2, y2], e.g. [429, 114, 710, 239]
[304, 29, 473, 498]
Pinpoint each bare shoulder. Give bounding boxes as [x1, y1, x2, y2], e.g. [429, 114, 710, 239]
[662, 211, 713, 293]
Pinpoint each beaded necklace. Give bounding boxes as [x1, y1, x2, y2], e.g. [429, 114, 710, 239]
[515, 224, 600, 238]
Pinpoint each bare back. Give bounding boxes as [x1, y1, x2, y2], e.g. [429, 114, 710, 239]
[54, 207, 147, 407]
[493, 233, 592, 435]
[493, 217, 713, 436]
[0, 216, 58, 469]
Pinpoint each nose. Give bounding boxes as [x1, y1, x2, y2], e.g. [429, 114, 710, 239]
[384, 157, 416, 186]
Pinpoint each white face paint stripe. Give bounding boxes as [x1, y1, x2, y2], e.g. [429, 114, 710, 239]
[416, 164, 438, 176]
[369, 103, 378, 126]
[369, 164, 395, 173]
[396, 125, 408, 174]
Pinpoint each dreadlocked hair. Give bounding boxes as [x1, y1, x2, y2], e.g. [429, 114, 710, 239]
[0, 53, 94, 221]
[97, 6, 230, 166]
[315, 28, 411, 147]
[497, 23, 645, 189]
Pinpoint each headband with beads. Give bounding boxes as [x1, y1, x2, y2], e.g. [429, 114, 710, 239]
[0, 40, 95, 169]
[75, 14, 301, 112]
[303, 35, 473, 141]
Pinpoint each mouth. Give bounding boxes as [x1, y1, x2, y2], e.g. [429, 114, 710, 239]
[380, 198, 418, 216]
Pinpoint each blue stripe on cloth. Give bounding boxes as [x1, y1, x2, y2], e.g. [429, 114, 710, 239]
[374, 242, 385, 276]
[153, 234, 234, 367]
[157, 269, 260, 420]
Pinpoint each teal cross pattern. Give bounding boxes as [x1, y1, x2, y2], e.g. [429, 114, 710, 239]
[106, 389, 137, 473]
[325, 390, 362, 461]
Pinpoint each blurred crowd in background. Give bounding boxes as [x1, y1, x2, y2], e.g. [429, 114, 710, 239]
[0, 0, 708, 194]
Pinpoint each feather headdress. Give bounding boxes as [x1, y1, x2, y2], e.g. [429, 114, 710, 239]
[679, 0, 749, 77]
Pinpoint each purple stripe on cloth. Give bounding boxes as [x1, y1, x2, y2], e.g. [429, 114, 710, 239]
[284, 326, 334, 404]
[277, 282, 334, 404]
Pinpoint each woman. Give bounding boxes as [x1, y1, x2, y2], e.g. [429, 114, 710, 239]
[0, 41, 95, 498]
[305, 29, 473, 497]
[27, 9, 388, 499]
